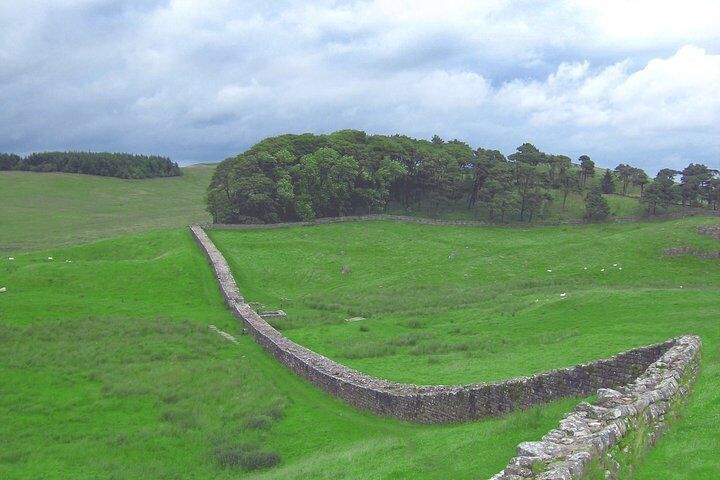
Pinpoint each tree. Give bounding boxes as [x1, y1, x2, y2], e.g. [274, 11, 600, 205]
[0, 151, 180, 178]
[649, 169, 680, 212]
[579, 155, 595, 188]
[680, 163, 714, 207]
[601, 170, 615, 194]
[0, 153, 21, 170]
[560, 169, 581, 211]
[292, 148, 359, 217]
[708, 177, 720, 210]
[206, 151, 289, 224]
[614, 164, 634, 195]
[508, 144, 554, 221]
[633, 169, 649, 195]
[585, 186, 609, 220]
[467, 148, 506, 208]
[641, 183, 660, 215]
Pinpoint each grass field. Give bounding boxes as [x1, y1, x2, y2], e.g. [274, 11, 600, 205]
[0, 165, 214, 254]
[0, 229, 584, 479]
[208, 217, 719, 478]
[1, 170, 718, 479]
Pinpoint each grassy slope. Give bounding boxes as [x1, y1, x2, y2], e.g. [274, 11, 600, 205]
[1, 169, 715, 478]
[0, 229, 585, 479]
[209, 217, 720, 478]
[0, 165, 214, 254]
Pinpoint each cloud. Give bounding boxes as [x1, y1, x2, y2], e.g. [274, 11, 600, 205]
[0, 0, 718, 172]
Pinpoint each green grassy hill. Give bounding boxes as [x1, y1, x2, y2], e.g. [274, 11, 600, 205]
[209, 217, 719, 478]
[0, 164, 214, 254]
[0, 229, 581, 479]
[1, 169, 717, 478]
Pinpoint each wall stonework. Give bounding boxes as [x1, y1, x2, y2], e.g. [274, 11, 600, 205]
[190, 224, 698, 427]
[204, 209, 718, 232]
[491, 335, 701, 479]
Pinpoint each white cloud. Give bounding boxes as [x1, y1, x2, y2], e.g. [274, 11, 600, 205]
[0, 0, 718, 171]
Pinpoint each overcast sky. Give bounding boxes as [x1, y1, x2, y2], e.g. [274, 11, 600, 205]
[1, 0, 719, 172]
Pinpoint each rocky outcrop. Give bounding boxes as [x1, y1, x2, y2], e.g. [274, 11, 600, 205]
[190, 224, 698, 428]
[491, 335, 701, 479]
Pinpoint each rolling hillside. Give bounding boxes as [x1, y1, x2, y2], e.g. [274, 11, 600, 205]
[0, 164, 215, 254]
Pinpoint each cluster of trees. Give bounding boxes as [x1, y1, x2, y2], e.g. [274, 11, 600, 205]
[641, 165, 719, 213]
[598, 162, 719, 213]
[207, 130, 604, 223]
[206, 130, 718, 224]
[0, 151, 181, 179]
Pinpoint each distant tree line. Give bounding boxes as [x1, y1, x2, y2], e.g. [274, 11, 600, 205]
[0, 151, 181, 179]
[206, 130, 719, 224]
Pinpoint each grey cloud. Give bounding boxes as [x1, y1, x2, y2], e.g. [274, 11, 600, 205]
[0, 0, 718, 173]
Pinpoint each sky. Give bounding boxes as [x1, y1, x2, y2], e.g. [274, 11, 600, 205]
[1, 0, 719, 173]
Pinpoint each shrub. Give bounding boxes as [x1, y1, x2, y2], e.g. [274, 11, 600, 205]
[341, 342, 396, 359]
[242, 414, 272, 430]
[388, 334, 419, 347]
[406, 320, 423, 329]
[240, 448, 281, 471]
[212, 442, 281, 471]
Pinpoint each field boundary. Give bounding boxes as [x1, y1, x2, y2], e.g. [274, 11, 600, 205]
[204, 209, 717, 231]
[492, 335, 701, 479]
[190, 224, 698, 426]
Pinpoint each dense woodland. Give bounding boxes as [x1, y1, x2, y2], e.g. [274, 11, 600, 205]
[206, 130, 719, 224]
[0, 151, 181, 179]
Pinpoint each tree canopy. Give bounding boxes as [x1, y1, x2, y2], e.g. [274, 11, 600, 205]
[0, 151, 181, 179]
[206, 130, 719, 224]
[208, 131, 590, 224]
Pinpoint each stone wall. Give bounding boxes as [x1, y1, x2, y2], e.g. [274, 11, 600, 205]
[204, 209, 718, 232]
[190, 224, 694, 425]
[491, 335, 702, 479]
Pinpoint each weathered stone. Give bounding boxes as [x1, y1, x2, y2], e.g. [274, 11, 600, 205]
[493, 334, 701, 479]
[597, 388, 623, 404]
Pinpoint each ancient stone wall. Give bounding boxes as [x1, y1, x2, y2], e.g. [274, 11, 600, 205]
[204, 209, 718, 232]
[491, 335, 701, 479]
[190, 224, 694, 425]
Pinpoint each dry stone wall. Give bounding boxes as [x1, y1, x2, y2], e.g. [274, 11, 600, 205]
[204, 210, 718, 232]
[491, 335, 701, 480]
[190, 224, 694, 425]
